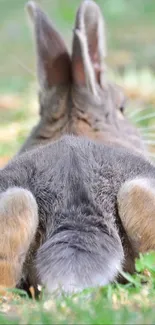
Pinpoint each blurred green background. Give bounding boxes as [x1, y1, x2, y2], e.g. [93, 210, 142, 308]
[0, 0, 155, 164]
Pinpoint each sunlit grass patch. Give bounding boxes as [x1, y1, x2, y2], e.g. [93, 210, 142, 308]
[0, 253, 154, 324]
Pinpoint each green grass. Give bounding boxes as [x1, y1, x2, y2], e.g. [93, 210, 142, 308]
[0, 253, 155, 324]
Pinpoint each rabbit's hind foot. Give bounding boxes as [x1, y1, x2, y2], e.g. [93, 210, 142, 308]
[118, 178, 155, 253]
[0, 187, 38, 287]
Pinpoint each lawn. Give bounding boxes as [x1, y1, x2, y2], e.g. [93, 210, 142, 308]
[0, 0, 155, 323]
[0, 253, 155, 324]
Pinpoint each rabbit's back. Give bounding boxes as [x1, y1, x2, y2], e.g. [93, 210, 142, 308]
[4, 135, 155, 230]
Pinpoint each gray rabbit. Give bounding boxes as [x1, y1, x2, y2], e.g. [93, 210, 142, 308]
[0, 1, 154, 294]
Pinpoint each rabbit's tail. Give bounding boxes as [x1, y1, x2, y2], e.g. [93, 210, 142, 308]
[36, 219, 124, 294]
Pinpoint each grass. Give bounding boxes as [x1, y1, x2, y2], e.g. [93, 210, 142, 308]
[0, 253, 155, 324]
[0, 0, 155, 323]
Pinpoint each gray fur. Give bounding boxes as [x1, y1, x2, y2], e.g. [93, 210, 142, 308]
[1, 135, 155, 292]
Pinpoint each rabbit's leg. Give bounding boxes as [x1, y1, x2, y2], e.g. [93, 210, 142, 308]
[117, 178, 155, 253]
[0, 187, 38, 287]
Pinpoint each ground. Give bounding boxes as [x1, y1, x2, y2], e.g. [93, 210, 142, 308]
[0, 253, 155, 324]
[0, 0, 155, 323]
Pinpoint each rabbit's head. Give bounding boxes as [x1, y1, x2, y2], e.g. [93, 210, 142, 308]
[26, 1, 146, 154]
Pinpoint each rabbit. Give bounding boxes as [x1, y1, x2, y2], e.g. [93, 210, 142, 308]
[0, 0, 154, 293]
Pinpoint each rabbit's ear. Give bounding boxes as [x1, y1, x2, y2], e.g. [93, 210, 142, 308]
[26, 1, 71, 89]
[72, 0, 106, 98]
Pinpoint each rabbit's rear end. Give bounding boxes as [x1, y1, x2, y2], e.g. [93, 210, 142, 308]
[1, 135, 155, 293]
[0, 136, 125, 292]
[36, 140, 124, 293]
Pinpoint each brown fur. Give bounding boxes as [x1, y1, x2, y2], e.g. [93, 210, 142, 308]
[0, 188, 38, 287]
[118, 179, 155, 254]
